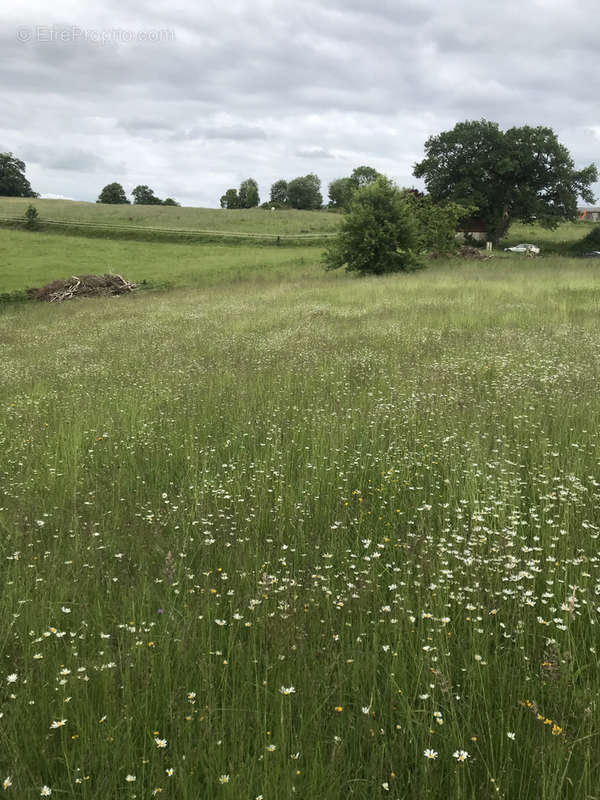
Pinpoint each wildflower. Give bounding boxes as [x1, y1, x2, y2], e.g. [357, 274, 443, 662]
[453, 750, 470, 762]
[3, 777, 12, 790]
[361, 706, 370, 715]
[552, 724, 562, 736]
[50, 719, 67, 729]
[165, 768, 174, 776]
[334, 706, 343, 712]
[40, 788, 52, 797]
[382, 782, 389, 791]
[279, 686, 296, 695]
[125, 775, 136, 782]
[154, 737, 167, 748]
[507, 731, 516, 740]
[424, 749, 438, 759]
[6, 675, 17, 684]
[218, 774, 230, 784]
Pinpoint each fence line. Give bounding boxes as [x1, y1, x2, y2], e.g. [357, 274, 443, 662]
[0, 216, 337, 240]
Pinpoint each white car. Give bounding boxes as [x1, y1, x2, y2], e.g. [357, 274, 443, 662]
[504, 243, 540, 255]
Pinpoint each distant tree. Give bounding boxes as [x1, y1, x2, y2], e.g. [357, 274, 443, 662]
[162, 197, 180, 206]
[269, 179, 288, 207]
[220, 188, 240, 209]
[350, 165, 382, 189]
[131, 185, 163, 205]
[0, 152, 38, 198]
[328, 177, 355, 210]
[324, 176, 422, 275]
[97, 182, 130, 204]
[239, 178, 260, 208]
[287, 173, 323, 210]
[413, 119, 598, 244]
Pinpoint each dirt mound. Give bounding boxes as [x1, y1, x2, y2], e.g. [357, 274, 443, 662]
[30, 274, 137, 302]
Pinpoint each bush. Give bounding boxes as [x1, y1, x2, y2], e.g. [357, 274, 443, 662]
[581, 225, 600, 249]
[411, 196, 475, 254]
[323, 177, 422, 275]
[24, 204, 39, 229]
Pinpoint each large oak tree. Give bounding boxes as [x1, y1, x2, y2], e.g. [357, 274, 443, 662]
[413, 120, 597, 244]
[0, 152, 38, 198]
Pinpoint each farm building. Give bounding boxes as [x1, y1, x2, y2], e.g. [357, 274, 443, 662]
[579, 207, 600, 221]
[456, 216, 487, 243]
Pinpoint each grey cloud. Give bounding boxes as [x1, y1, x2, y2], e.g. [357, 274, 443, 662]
[19, 144, 106, 172]
[297, 147, 335, 159]
[177, 124, 269, 142]
[0, 0, 597, 205]
[119, 118, 174, 134]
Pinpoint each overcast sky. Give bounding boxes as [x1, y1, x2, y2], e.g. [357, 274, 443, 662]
[2, 0, 599, 207]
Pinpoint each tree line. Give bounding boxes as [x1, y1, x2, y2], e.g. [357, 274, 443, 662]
[219, 166, 383, 210]
[2, 119, 597, 257]
[96, 183, 180, 206]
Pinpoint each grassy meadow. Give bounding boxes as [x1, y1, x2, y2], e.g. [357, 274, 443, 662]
[1, 214, 600, 798]
[0, 197, 341, 236]
[0, 228, 322, 293]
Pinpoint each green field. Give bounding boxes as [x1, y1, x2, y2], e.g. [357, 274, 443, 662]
[0, 197, 341, 236]
[0, 209, 598, 296]
[0, 228, 324, 293]
[1, 211, 600, 798]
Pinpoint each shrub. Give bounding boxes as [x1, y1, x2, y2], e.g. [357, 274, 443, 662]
[24, 204, 39, 229]
[324, 177, 422, 275]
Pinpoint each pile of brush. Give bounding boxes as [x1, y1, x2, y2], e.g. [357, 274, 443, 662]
[457, 245, 493, 260]
[29, 274, 137, 302]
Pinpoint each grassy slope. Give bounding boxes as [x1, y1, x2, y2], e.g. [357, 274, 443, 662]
[0, 197, 341, 235]
[0, 229, 326, 292]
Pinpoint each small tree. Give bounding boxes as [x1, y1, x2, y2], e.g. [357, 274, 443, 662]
[131, 185, 162, 205]
[97, 183, 130, 204]
[324, 177, 422, 275]
[350, 165, 382, 189]
[239, 178, 260, 208]
[287, 173, 322, 210]
[162, 197, 180, 206]
[328, 177, 355, 210]
[220, 188, 240, 209]
[269, 179, 288, 207]
[24, 204, 39, 229]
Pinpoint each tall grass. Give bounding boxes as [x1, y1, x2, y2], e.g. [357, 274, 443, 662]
[0, 261, 599, 798]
